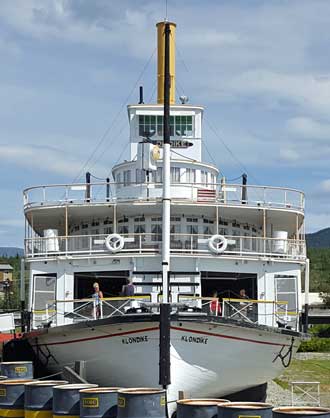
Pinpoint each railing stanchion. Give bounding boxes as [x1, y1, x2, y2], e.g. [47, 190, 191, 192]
[100, 300, 103, 319]
[93, 299, 96, 320]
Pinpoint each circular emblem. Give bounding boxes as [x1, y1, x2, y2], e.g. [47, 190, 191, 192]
[151, 145, 161, 161]
[105, 233, 125, 253]
[208, 235, 228, 254]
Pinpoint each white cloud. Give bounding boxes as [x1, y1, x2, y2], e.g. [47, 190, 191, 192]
[320, 179, 330, 192]
[287, 117, 330, 140]
[0, 144, 92, 177]
[306, 213, 330, 233]
[279, 148, 300, 162]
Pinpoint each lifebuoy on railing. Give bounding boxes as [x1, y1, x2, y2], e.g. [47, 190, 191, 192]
[105, 233, 125, 253]
[208, 234, 228, 254]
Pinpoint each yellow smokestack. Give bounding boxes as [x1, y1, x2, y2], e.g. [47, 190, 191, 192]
[157, 21, 176, 105]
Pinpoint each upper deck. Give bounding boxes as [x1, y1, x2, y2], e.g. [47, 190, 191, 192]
[24, 181, 304, 213]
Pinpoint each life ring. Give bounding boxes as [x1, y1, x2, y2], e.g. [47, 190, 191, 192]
[208, 234, 228, 254]
[105, 233, 125, 253]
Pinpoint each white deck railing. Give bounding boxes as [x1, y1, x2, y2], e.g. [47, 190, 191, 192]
[221, 298, 297, 328]
[23, 182, 304, 211]
[31, 296, 296, 330]
[24, 233, 306, 260]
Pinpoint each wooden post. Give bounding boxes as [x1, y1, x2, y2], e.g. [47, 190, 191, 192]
[65, 205, 68, 253]
[113, 205, 117, 233]
[178, 390, 186, 400]
[263, 209, 266, 254]
[216, 205, 219, 234]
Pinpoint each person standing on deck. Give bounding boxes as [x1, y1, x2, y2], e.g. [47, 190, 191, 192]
[92, 282, 103, 319]
[122, 278, 135, 297]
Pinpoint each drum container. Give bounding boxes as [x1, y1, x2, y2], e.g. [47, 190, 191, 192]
[273, 407, 330, 418]
[1, 363, 33, 380]
[80, 387, 121, 418]
[177, 398, 229, 418]
[0, 379, 34, 418]
[24, 380, 68, 418]
[53, 384, 97, 418]
[218, 402, 273, 418]
[117, 388, 166, 418]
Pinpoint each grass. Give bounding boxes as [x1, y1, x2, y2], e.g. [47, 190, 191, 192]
[275, 359, 330, 395]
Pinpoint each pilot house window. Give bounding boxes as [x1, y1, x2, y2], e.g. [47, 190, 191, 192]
[139, 115, 193, 138]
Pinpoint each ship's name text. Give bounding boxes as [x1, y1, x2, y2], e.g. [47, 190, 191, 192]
[181, 335, 208, 344]
[122, 336, 149, 345]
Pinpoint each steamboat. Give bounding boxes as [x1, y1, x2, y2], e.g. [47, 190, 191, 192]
[10, 21, 307, 416]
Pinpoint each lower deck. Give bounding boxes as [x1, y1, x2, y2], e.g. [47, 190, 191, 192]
[28, 255, 304, 332]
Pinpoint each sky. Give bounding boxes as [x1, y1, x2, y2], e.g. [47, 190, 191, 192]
[0, 0, 330, 247]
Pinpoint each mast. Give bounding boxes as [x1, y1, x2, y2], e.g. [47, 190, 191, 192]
[158, 20, 175, 389]
[157, 20, 176, 304]
[162, 22, 171, 304]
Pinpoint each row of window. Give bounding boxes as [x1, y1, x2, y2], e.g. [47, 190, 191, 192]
[70, 217, 259, 233]
[138, 115, 194, 138]
[115, 168, 216, 186]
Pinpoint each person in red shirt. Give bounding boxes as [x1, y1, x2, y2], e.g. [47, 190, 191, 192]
[209, 290, 222, 316]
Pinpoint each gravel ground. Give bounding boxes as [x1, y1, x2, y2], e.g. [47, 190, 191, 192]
[266, 381, 292, 407]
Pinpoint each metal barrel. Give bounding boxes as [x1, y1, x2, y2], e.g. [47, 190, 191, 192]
[1, 363, 33, 380]
[218, 402, 273, 418]
[0, 379, 34, 418]
[24, 380, 68, 418]
[177, 399, 229, 418]
[273, 407, 330, 418]
[53, 384, 97, 418]
[80, 387, 122, 418]
[117, 388, 166, 418]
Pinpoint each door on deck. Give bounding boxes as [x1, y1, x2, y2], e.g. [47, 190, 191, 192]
[32, 274, 57, 328]
[275, 274, 298, 329]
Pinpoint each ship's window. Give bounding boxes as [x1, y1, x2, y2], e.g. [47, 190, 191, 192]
[118, 216, 128, 223]
[203, 226, 213, 235]
[123, 170, 131, 186]
[116, 172, 121, 187]
[170, 216, 181, 222]
[203, 218, 214, 224]
[74, 225, 80, 231]
[156, 167, 163, 182]
[104, 218, 112, 225]
[186, 168, 196, 183]
[219, 219, 228, 226]
[134, 216, 145, 222]
[118, 225, 128, 234]
[170, 224, 181, 234]
[151, 224, 162, 241]
[91, 220, 99, 227]
[81, 223, 88, 229]
[134, 224, 145, 234]
[171, 167, 181, 182]
[104, 227, 113, 234]
[139, 114, 193, 138]
[187, 225, 198, 234]
[136, 169, 146, 184]
[201, 170, 208, 186]
[151, 216, 162, 222]
[186, 217, 198, 223]
[175, 115, 193, 137]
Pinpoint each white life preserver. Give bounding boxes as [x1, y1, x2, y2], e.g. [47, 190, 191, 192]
[105, 233, 125, 253]
[208, 234, 228, 254]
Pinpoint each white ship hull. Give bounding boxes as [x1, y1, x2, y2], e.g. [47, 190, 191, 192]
[27, 315, 300, 412]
